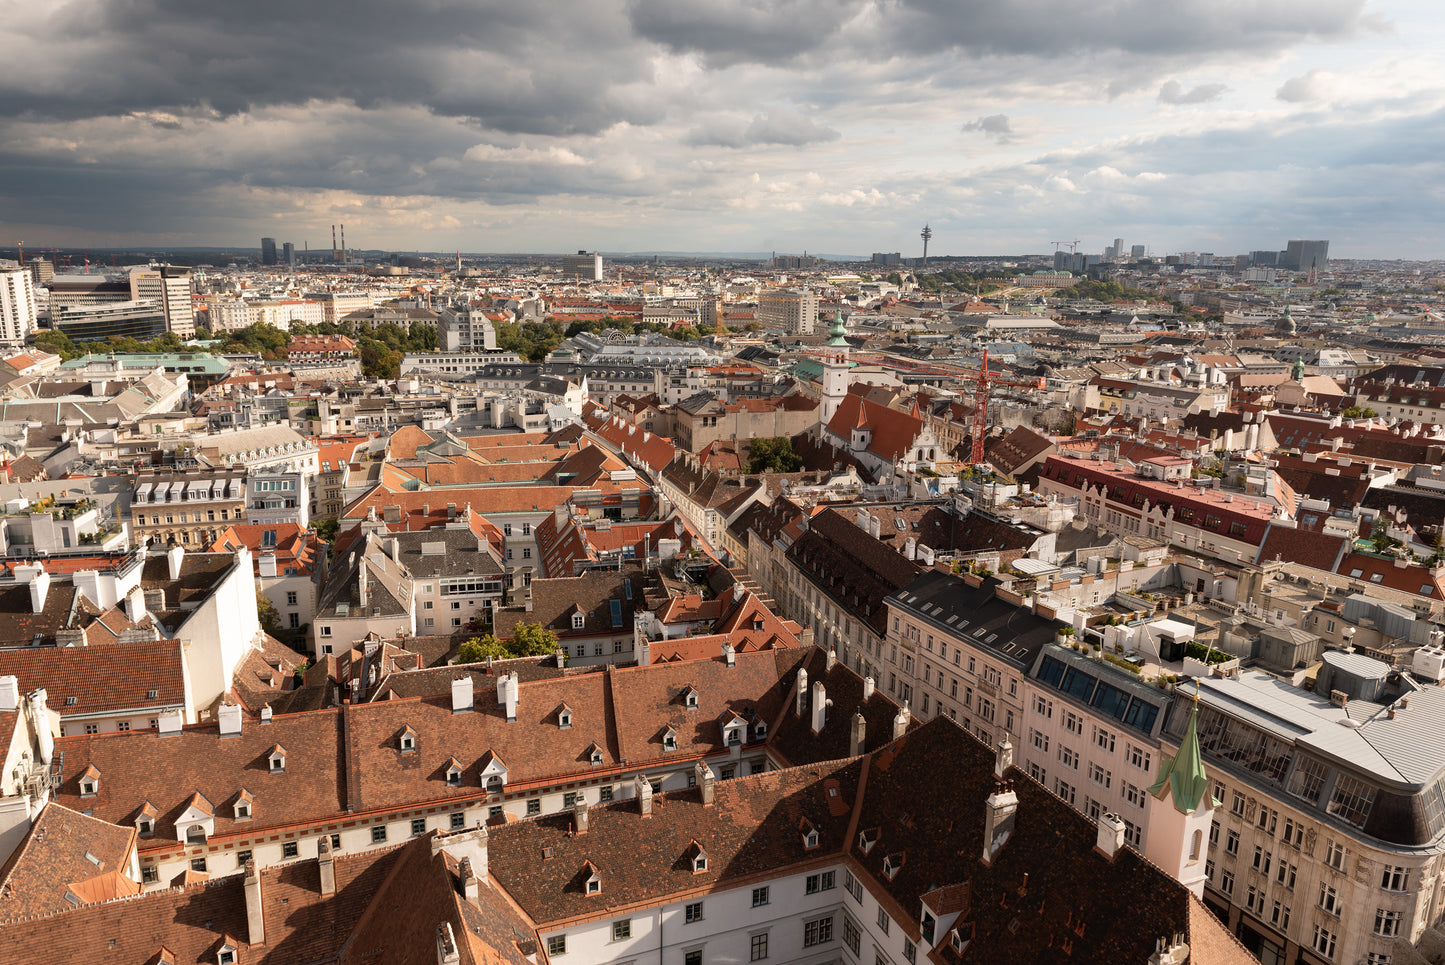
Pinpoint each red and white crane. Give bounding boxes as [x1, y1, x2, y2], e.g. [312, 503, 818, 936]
[970, 347, 1046, 464]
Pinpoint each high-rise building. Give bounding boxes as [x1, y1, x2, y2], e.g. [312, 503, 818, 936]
[129, 265, 195, 337]
[871, 252, 902, 265]
[26, 258, 54, 286]
[0, 267, 37, 346]
[757, 288, 819, 335]
[1249, 250, 1279, 267]
[1112, 237, 1125, 261]
[283, 242, 295, 268]
[261, 237, 278, 266]
[1282, 239, 1329, 272]
[561, 250, 603, 281]
[1131, 244, 1146, 259]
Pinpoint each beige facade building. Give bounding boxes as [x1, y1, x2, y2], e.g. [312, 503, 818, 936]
[758, 288, 819, 334]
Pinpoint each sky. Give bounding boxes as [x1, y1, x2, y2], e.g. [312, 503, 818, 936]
[0, 0, 1442, 260]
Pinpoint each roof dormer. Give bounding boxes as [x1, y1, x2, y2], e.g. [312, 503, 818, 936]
[800, 818, 820, 850]
[135, 800, 158, 837]
[267, 743, 287, 773]
[688, 841, 709, 874]
[882, 852, 905, 880]
[78, 763, 101, 798]
[445, 756, 464, 786]
[479, 749, 508, 793]
[583, 860, 602, 896]
[571, 608, 586, 630]
[398, 726, 418, 752]
[557, 703, 573, 730]
[754, 718, 768, 741]
[661, 726, 678, 752]
[858, 827, 879, 854]
[217, 937, 240, 965]
[233, 789, 254, 822]
[720, 710, 747, 747]
[178, 791, 215, 844]
[681, 685, 699, 709]
[950, 923, 974, 956]
[586, 741, 605, 766]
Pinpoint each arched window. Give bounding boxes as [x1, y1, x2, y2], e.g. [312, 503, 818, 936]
[1189, 829, 1203, 862]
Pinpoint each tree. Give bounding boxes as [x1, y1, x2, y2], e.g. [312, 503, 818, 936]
[458, 634, 510, 663]
[509, 622, 560, 656]
[748, 437, 803, 474]
[257, 591, 283, 639]
[1340, 405, 1378, 419]
[312, 518, 340, 542]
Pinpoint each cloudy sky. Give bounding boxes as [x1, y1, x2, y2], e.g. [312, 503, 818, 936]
[0, 0, 1441, 259]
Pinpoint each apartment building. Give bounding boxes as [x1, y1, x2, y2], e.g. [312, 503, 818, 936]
[130, 473, 246, 547]
[758, 288, 819, 335]
[128, 265, 195, 337]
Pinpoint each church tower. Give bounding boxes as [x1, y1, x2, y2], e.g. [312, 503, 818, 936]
[1143, 696, 1215, 898]
[820, 309, 851, 423]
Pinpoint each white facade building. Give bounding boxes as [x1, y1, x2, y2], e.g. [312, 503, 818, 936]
[0, 267, 37, 345]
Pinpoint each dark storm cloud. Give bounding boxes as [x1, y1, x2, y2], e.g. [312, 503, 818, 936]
[686, 112, 840, 147]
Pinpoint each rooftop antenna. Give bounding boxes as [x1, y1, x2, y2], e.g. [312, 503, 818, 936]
[920, 224, 933, 269]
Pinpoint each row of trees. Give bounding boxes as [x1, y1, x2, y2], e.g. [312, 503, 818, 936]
[457, 622, 560, 663]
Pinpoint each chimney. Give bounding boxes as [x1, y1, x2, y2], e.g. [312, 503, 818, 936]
[723, 641, 735, 667]
[554, 648, 566, 669]
[810, 681, 830, 734]
[434, 823, 488, 880]
[436, 923, 461, 965]
[28, 690, 54, 764]
[0, 676, 18, 713]
[994, 739, 1013, 779]
[317, 835, 336, 896]
[636, 633, 651, 667]
[732, 582, 745, 603]
[500, 672, 519, 722]
[28, 570, 51, 614]
[166, 544, 185, 582]
[573, 795, 589, 834]
[892, 703, 911, 740]
[218, 701, 243, 737]
[387, 538, 400, 561]
[244, 859, 265, 945]
[636, 774, 653, 816]
[982, 781, 1019, 865]
[850, 712, 866, 757]
[458, 857, 480, 900]
[357, 559, 368, 609]
[157, 708, 183, 736]
[862, 676, 875, 700]
[258, 553, 278, 578]
[261, 705, 273, 723]
[795, 668, 808, 717]
[1096, 812, 1126, 859]
[696, 762, 715, 806]
[826, 647, 837, 671]
[451, 674, 474, 714]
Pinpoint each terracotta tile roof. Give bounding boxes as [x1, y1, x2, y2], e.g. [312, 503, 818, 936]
[0, 803, 139, 919]
[825, 393, 926, 463]
[1255, 522, 1348, 572]
[0, 638, 186, 718]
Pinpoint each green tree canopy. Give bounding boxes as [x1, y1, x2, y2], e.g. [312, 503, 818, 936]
[748, 437, 803, 474]
[458, 634, 510, 663]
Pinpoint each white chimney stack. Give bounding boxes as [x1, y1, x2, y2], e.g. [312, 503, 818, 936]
[158, 708, 184, 736]
[982, 781, 1019, 865]
[862, 676, 875, 700]
[259, 553, 278, 578]
[697, 761, 715, 806]
[218, 701, 243, 737]
[1096, 811, 1127, 859]
[994, 739, 1013, 779]
[166, 544, 185, 582]
[573, 795, 589, 834]
[810, 681, 830, 734]
[795, 668, 808, 717]
[318, 834, 336, 896]
[500, 672, 519, 722]
[892, 704, 911, 740]
[452, 674, 474, 714]
[723, 641, 735, 667]
[0, 676, 18, 713]
[28, 570, 51, 615]
[850, 712, 866, 757]
[244, 859, 265, 945]
[636, 774, 653, 817]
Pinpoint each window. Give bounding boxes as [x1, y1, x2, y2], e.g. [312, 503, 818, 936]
[1289, 757, 1328, 803]
[1058, 747, 1078, 769]
[752, 886, 770, 907]
[1063, 711, 1083, 736]
[1030, 729, 1049, 753]
[803, 916, 833, 947]
[371, 826, 387, 844]
[547, 936, 566, 956]
[283, 841, 299, 858]
[331, 834, 341, 850]
[1088, 763, 1111, 789]
[1281, 817, 1304, 849]
[1093, 727, 1115, 752]
[1033, 695, 1053, 718]
[1055, 779, 1076, 806]
[876, 908, 890, 934]
[843, 916, 862, 954]
[1256, 806, 1277, 835]
[1270, 899, 1290, 932]
[412, 818, 426, 836]
[613, 920, 632, 941]
[685, 952, 702, 965]
[750, 933, 768, 962]
[489, 805, 503, 820]
[806, 871, 835, 894]
[191, 857, 207, 872]
[845, 870, 863, 903]
[1123, 782, 1145, 808]
[1382, 865, 1410, 892]
[1225, 830, 1240, 856]
[1368, 954, 1393, 965]
[1318, 883, 1341, 916]
[1127, 745, 1150, 770]
[1327, 773, 1376, 827]
[286, 591, 298, 606]
[1275, 861, 1297, 890]
[451, 812, 466, 830]
[599, 786, 614, 803]
[1230, 792, 1246, 817]
[142, 865, 159, 883]
[219, 948, 236, 965]
[1325, 841, 1349, 873]
[1311, 924, 1336, 959]
[1252, 846, 1271, 875]
[1374, 909, 1403, 938]
[685, 902, 703, 923]
[903, 939, 916, 965]
[1220, 870, 1234, 895]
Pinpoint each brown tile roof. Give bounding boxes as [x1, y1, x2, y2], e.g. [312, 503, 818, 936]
[0, 638, 186, 718]
[787, 509, 923, 637]
[0, 803, 139, 919]
[1254, 522, 1348, 571]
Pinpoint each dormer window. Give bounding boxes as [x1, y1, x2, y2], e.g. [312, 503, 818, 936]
[587, 742, 604, 766]
[558, 704, 573, 729]
[801, 821, 819, 850]
[236, 803, 250, 819]
[572, 611, 586, 630]
[218, 943, 238, 965]
[584, 861, 602, 895]
[859, 828, 878, 854]
[882, 852, 904, 880]
[446, 757, 464, 786]
[689, 842, 709, 874]
[268, 744, 287, 773]
[399, 726, 417, 752]
[683, 687, 699, 709]
[754, 720, 768, 740]
[79, 764, 101, 797]
[234, 790, 253, 821]
[662, 727, 678, 751]
[138, 818, 153, 836]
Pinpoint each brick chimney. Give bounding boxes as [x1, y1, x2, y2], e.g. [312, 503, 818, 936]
[317, 835, 336, 896]
[244, 859, 265, 945]
[459, 856, 480, 901]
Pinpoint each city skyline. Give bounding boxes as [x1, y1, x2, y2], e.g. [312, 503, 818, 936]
[0, 0, 1441, 259]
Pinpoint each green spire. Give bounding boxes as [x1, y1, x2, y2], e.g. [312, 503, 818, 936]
[1291, 356, 1305, 382]
[825, 309, 850, 348]
[1149, 695, 1211, 814]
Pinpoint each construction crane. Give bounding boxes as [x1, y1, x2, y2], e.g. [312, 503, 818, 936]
[1050, 239, 1082, 253]
[13, 241, 21, 264]
[970, 347, 1046, 464]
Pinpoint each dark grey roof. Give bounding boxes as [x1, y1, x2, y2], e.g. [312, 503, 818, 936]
[888, 569, 1061, 671]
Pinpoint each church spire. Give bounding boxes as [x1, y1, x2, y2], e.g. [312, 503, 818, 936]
[1149, 694, 1210, 814]
[825, 308, 850, 352]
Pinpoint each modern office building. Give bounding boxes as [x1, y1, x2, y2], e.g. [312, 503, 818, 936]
[51, 299, 167, 342]
[0, 267, 37, 346]
[562, 250, 603, 281]
[438, 303, 499, 352]
[1282, 240, 1329, 273]
[260, 237, 278, 266]
[758, 288, 819, 335]
[129, 265, 195, 337]
[282, 241, 295, 267]
[44, 273, 132, 316]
